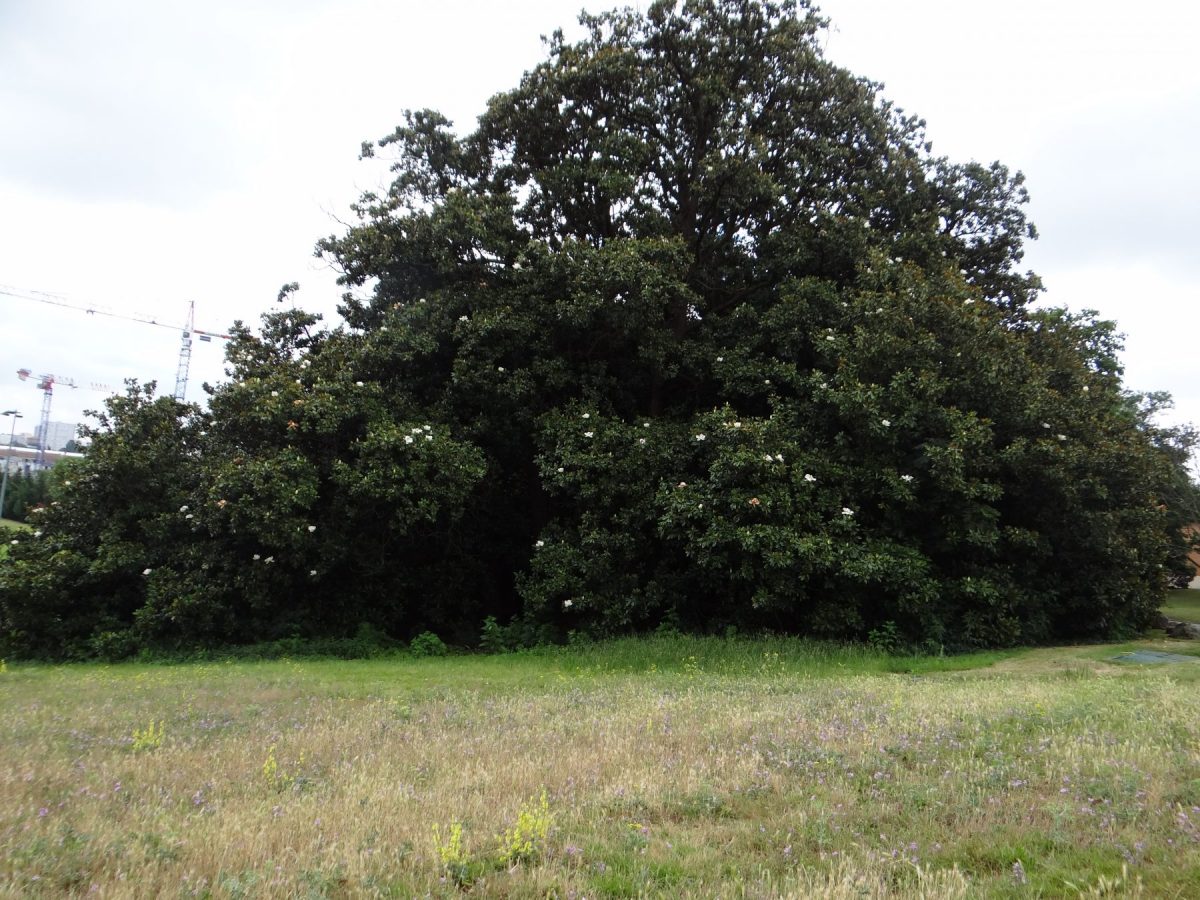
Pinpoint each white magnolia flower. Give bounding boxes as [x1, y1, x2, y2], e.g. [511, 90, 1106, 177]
[404, 435, 414, 444]
[677, 481, 688, 489]
[804, 473, 816, 483]
[820, 382, 828, 389]
[459, 315, 469, 322]
[307, 525, 317, 533]
[764, 379, 771, 385]
[1058, 434, 1068, 441]
[643, 422, 650, 428]
[733, 421, 741, 428]
[264, 556, 275, 564]
[584, 431, 594, 438]
[841, 507, 854, 517]
[563, 599, 574, 609]
[34, 530, 42, 537]
[638, 438, 646, 445]
[765, 454, 774, 462]
[695, 433, 706, 441]
[185, 513, 194, 520]
[497, 366, 505, 372]
[199, 431, 207, 436]
[1042, 422, 1051, 429]
[418, 297, 426, 304]
[9, 540, 17, 546]
[64, 480, 71, 486]
[180, 505, 189, 513]
[881, 419, 891, 427]
[425, 435, 433, 441]
[964, 298, 974, 305]
[1082, 385, 1089, 392]
[901, 474, 915, 483]
[697, 502, 704, 508]
[423, 425, 432, 431]
[380, 326, 388, 332]
[310, 570, 318, 577]
[556, 466, 564, 473]
[271, 391, 279, 397]
[535, 540, 545, 548]
[826, 335, 836, 342]
[582, 413, 590, 419]
[142, 568, 152, 576]
[253, 554, 261, 560]
[356, 381, 365, 387]
[716, 356, 724, 362]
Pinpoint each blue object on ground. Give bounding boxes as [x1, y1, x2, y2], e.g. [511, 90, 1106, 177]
[1111, 650, 1200, 664]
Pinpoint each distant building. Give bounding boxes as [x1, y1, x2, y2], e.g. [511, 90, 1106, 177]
[0, 445, 84, 475]
[34, 421, 79, 452]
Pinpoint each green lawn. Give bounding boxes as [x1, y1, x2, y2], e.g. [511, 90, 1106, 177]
[1163, 588, 1200, 623]
[4, 635, 1200, 897]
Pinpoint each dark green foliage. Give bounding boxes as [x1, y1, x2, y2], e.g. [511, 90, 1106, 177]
[1, 469, 52, 521]
[0, 0, 1193, 658]
[0, 386, 201, 658]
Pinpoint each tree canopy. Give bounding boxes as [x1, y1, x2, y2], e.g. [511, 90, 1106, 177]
[2, 0, 1195, 658]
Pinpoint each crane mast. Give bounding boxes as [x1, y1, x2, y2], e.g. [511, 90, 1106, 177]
[174, 301, 195, 402]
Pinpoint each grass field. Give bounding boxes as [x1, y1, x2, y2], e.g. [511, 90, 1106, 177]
[4, 636, 1200, 897]
[1163, 588, 1200, 623]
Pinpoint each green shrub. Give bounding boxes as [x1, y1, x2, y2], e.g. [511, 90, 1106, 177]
[409, 631, 447, 658]
[479, 616, 510, 654]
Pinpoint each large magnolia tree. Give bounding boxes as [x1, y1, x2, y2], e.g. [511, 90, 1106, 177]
[2, 0, 1193, 658]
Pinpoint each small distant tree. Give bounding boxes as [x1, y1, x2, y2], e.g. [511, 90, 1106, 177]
[1129, 391, 1200, 588]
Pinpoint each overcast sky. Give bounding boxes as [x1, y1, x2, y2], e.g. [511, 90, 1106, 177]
[1, 0, 1196, 471]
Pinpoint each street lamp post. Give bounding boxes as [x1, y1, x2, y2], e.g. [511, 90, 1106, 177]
[0, 410, 22, 520]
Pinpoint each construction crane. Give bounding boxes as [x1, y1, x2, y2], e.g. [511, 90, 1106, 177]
[174, 300, 233, 402]
[0, 285, 232, 403]
[16, 369, 115, 467]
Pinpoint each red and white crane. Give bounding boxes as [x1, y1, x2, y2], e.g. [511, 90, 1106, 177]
[15, 368, 115, 466]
